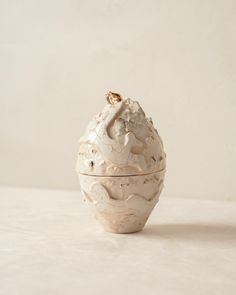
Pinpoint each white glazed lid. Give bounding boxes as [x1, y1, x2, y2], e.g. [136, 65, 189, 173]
[76, 92, 166, 176]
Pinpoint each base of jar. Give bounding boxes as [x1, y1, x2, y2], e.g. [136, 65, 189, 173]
[95, 212, 147, 234]
[103, 226, 144, 234]
[79, 171, 165, 234]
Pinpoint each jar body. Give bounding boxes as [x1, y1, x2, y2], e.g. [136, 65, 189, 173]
[79, 170, 165, 233]
[77, 94, 166, 233]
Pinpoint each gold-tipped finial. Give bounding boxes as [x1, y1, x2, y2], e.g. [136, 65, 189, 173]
[106, 91, 123, 104]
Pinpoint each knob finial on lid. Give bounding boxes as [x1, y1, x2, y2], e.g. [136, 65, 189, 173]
[106, 91, 123, 104]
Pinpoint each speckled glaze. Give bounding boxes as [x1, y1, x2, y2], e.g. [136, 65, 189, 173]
[76, 92, 166, 233]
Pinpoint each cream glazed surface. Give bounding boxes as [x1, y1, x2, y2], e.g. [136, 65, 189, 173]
[77, 92, 166, 233]
[79, 170, 165, 233]
[77, 94, 166, 176]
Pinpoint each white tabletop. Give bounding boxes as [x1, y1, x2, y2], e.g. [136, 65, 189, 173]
[0, 187, 235, 295]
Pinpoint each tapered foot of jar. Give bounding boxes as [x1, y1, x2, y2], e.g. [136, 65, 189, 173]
[79, 172, 165, 234]
[95, 213, 147, 234]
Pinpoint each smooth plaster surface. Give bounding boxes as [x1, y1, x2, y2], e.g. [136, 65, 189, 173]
[0, 187, 235, 295]
[0, 0, 236, 200]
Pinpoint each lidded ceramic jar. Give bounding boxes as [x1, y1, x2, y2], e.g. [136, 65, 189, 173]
[76, 91, 166, 233]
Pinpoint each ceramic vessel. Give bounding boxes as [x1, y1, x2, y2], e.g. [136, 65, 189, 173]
[76, 91, 166, 233]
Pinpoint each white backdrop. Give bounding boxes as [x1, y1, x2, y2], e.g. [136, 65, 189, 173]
[0, 0, 236, 200]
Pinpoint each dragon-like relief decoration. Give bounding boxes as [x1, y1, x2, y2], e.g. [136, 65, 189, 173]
[81, 180, 164, 233]
[79, 92, 163, 173]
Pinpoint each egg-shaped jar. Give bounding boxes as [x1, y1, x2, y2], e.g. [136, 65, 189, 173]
[76, 91, 166, 233]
